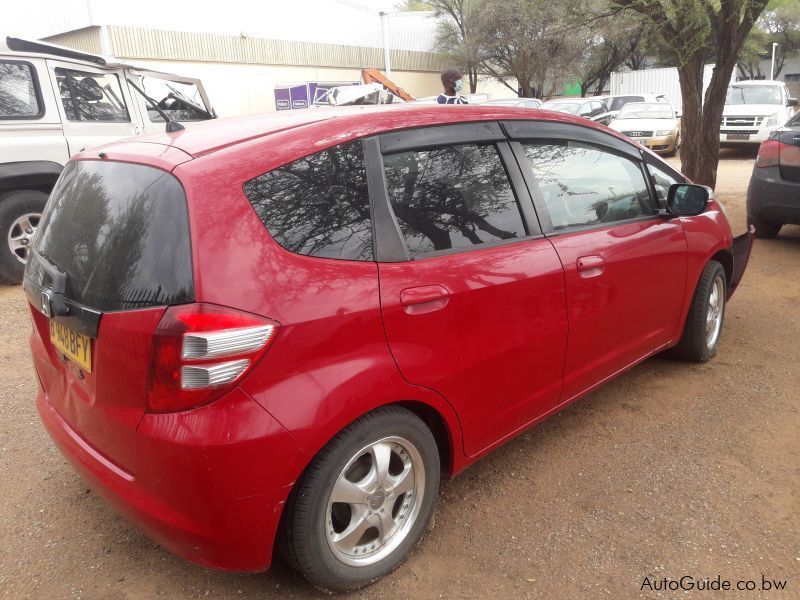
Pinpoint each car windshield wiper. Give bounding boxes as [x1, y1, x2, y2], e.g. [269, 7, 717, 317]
[164, 83, 213, 119]
[126, 78, 185, 132]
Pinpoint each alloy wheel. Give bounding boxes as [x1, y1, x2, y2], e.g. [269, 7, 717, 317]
[706, 275, 725, 349]
[325, 436, 425, 567]
[8, 212, 41, 264]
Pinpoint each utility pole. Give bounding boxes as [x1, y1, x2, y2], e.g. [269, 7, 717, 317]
[86, 0, 112, 56]
[770, 42, 778, 80]
[380, 11, 392, 78]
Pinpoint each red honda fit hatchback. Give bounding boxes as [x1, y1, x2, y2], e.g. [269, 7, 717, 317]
[25, 105, 752, 591]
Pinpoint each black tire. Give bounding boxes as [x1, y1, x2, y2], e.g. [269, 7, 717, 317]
[670, 260, 727, 363]
[749, 216, 781, 239]
[0, 190, 48, 284]
[280, 406, 440, 592]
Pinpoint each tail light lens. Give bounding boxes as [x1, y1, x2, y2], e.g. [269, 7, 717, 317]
[755, 139, 781, 168]
[147, 303, 279, 413]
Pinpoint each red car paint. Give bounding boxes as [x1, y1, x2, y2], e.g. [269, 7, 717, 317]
[28, 105, 746, 572]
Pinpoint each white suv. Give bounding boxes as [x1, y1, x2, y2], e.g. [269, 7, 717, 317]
[0, 36, 215, 283]
[720, 80, 798, 146]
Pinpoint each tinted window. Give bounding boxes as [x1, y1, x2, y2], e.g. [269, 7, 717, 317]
[31, 161, 193, 311]
[55, 68, 130, 122]
[243, 140, 373, 261]
[0, 61, 41, 119]
[383, 143, 527, 255]
[647, 163, 680, 208]
[610, 95, 644, 111]
[521, 141, 654, 229]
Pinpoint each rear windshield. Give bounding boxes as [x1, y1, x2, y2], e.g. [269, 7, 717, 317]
[610, 96, 643, 111]
[31, 160, 193, 311]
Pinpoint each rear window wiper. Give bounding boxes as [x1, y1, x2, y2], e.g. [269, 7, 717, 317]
[35, 251, 70, 316]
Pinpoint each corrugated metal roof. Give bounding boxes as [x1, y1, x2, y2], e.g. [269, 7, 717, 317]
[45, 25, 445, 72]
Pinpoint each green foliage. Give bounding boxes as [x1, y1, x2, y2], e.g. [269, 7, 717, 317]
[610, 0, 772, 186]
[471, 0, 587, 97]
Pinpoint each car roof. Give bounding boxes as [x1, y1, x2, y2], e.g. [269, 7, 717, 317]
[618, 101, 674, 109]
[484, 98, 539, 104]
[730, 80, 784, 87]
[542, 98, 584, 103]
[75, 103, 635, 167]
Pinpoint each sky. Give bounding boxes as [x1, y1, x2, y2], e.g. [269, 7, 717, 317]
[4, 0, 403, 39]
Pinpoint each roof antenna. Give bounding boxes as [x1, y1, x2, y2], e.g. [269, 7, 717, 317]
[126, 78, 185, 132]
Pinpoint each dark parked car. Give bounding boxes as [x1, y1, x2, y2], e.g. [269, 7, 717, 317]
[747, 111, 800, 238]
[26, 104, 752, 592]
[540, 98, 612, 125]
[482, 98, 542, 108]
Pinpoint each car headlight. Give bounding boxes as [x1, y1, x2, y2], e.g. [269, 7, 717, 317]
[655, 130, 673, 136]
[764, 113, 781, 128]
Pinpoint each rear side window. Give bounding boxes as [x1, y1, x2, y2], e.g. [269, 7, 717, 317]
[521, 141, 654, 229]
[55, 68, 130, 122]
[0, 61, 41, 119]
[243, 140, 373, 261]
[383, 143, 527, 255]
[31, 161, 193, 311]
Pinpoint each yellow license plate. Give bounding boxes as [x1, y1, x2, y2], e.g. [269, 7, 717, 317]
[49, 320, 92, 372]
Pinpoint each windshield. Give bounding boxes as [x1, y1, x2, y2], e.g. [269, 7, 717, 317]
[541, 102, 579, 115]
[140, 77, 210, 122]
[609, 96, 644, 111]
[726, 85, 782, 105]
[617, 103, 674, 120]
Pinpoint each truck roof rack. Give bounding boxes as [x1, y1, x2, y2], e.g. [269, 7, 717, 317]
[6, 36, 107, 66]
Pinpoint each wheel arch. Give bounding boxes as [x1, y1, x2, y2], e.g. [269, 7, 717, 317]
[0, 161, 63, 197]
[710, 248, 733, 293]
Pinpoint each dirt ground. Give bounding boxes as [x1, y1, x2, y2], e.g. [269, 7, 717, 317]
[0, 149, 798, 599]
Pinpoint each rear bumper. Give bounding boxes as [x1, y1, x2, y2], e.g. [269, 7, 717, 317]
[746, 166, 800, 224]
[36, 384, 305, 572]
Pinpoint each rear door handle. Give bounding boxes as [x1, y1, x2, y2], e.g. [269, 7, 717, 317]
[576, 255, 606, 278]
[400, 285, 450, 314]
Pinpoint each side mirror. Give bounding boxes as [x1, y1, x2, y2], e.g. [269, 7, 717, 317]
[788, 97, 798, 107]
[667, 184, 710, 216]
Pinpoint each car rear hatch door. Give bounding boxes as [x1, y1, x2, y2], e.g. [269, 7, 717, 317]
[776, 127, 800, 182]
[24, 159, 194, 474]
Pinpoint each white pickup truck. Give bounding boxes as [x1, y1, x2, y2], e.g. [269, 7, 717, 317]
[0, 36, 215, 283]
[720, 80, 798, 146]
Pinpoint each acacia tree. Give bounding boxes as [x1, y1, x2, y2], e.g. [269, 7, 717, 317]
[612, 0, 770, 187]
[419, 0, 481, 93]
[474, 0, 584, 98]
[761, 2, 800, 78]
[577, 10, 656, 96]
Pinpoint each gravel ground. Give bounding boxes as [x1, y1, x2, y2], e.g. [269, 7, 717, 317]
[0, 150, 798, 599]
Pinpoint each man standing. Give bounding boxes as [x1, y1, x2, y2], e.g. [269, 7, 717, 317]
[437, 68, 468, 105]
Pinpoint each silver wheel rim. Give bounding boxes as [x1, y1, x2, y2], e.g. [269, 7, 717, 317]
[7, 212, 41, 265]
[706, 275, 725, 349]
[325, 436, 425, 567]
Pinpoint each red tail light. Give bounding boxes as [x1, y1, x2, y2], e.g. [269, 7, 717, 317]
[147, 303, 279, 413]
[755, 140, 781, 168]
[780, 142, 800, 168]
